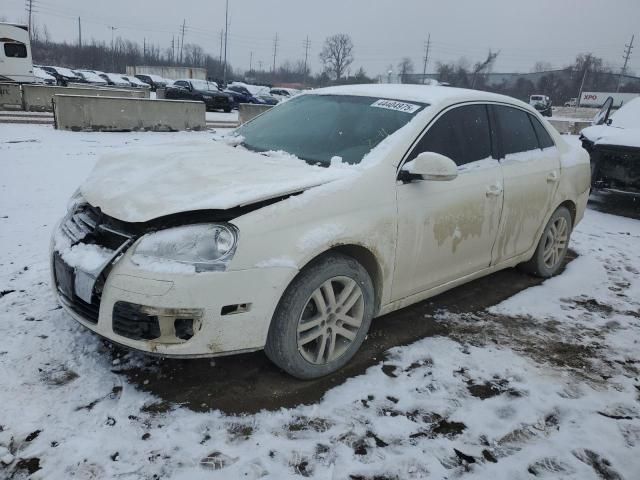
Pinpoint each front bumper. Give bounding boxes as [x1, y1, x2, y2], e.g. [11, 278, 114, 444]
[51, 223, 296, 358]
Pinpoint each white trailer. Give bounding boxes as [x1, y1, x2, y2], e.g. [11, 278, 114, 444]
[579, 91, 640, 108]
[0, 23, 36, 83]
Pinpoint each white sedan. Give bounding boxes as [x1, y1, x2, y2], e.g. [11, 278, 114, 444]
[51, 85, 591, 378]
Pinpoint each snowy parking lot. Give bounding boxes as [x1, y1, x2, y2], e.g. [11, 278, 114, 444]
[1, 125, 639, 479]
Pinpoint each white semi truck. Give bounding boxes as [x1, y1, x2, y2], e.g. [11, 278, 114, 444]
[0, 22, 36, 83]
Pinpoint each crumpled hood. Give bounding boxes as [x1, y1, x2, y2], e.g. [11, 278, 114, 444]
[581, 125, 640, 149]
[81, 139, 351, 223]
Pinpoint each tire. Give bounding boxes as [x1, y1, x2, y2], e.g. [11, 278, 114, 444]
[264, 252, 375, 379]
[520, 206, 572, 278]
[223, 107, 232, 113]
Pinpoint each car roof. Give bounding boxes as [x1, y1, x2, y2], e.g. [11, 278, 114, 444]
[308, 84, 527, 109]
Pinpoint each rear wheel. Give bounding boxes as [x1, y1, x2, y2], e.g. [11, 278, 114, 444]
[265, 252, 374, 379]
[520, 206, 572, 278]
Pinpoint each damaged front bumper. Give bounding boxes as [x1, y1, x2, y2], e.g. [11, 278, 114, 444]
[50, 205, 297, 358]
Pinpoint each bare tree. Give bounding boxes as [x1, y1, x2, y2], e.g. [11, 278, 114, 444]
[532, 61, 553, 73]
[471, 49, 499, 88]
[319, 34, 354, 81]
[398, 57, 414, 83]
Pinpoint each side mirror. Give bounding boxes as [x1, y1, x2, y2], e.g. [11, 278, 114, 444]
[400, 152, 458, 182]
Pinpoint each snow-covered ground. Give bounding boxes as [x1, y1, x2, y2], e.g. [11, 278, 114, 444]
[1, 125, 639, 479]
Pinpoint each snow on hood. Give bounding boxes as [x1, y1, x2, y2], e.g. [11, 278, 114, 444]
[581, 98, 640, 149]
[81, 139, 357, 223]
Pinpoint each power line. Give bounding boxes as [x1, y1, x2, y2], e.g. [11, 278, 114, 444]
[616, 34, 634, 92]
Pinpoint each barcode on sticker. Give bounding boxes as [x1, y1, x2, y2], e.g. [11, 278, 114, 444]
[371, 99, 420, 113]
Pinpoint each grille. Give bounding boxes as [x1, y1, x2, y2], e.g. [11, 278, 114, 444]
[112, 302, 161, 341]
[61, 205, 101, 243]
[53, 252, 100, 324]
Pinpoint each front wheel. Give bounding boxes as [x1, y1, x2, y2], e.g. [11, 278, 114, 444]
[520, 206, 572, 278]
[265, 252, 374, 379]
[223, 107, 232, 113]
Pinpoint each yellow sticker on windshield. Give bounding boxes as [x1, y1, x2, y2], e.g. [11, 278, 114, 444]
[371, 99, 421, 114]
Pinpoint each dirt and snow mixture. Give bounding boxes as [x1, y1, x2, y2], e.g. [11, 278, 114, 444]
[1, 125, 639, 479]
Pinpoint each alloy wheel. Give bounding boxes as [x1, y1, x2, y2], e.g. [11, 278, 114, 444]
[543, 216, 569, 269]
[296, 276, 365, 365]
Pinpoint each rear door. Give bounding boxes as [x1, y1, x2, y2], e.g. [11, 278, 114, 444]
[392, 103, 504, 300]
[491, 105, 561, 264]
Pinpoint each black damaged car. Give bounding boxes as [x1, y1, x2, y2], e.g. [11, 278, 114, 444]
[165, 79, 233, 112]
[581, 96, 640, 196]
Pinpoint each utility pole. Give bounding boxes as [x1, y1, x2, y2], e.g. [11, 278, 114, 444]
[26, 0, 33, 41]
[219, 30, 224, 65]
[422, 34, 431, 84]
[143, 38, 146, 60]
[171, 36, 175, 64]
[303, 36, 311, 81]
[272, 33, 279, 73]
[616, 35, 635, 93]
[179, 19, 186, 64]
[109, 26, 117, 71]
[223, 0, 229, 85]
[576, 54, 591, 111]
[78, 17, 82, 48]
[249, 51, 253, 72]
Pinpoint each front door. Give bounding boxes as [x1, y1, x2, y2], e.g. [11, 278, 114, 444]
[392, 104, 504, 300]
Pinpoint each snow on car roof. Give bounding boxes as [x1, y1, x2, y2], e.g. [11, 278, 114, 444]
[307, 84, 524, 108]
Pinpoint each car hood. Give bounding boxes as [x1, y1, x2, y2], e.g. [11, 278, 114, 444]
[81, 139, 352, 223]
[581, 125, 640, 150]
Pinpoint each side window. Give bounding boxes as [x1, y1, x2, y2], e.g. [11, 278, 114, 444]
[494, 105, 539, 155]
[4, 43, 27, 58]
[408, 104, 492, 166]
[529, 114, 555, 149]
[175, 81, 187, 87]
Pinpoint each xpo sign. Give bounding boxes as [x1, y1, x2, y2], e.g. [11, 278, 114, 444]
[580, 92, 639, 108]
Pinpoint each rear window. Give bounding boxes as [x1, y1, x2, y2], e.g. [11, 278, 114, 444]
[494, 105, 540, 155]
[531, 96, 543, 101]
[4, 43, 27, 58]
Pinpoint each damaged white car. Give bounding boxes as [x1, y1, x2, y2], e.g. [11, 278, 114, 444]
[51, 85, 591, 379]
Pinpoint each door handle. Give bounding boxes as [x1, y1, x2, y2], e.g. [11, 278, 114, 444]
[547, 171, 559, 183]
[486, 184, 503, 197]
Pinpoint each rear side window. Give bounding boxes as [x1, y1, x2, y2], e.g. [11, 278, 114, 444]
[494, 105, 539, 155]
[4, 43, 27, 58]
[529, 115, 555, 149]
[408, 104, 492, 166]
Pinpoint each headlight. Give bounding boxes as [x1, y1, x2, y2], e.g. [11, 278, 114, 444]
[131, 224, 238, 273]
[67, 188, 85, 213]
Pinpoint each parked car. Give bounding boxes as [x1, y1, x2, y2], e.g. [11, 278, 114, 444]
[33, 66, 56, 85]
[564, 98, 578, 107]
[134, 74, 168, 91]
[580, 96, 640, 196]
[165, 79, 233, 112]
[74, 70, 108, 86]
[255, 94, 279, 105]
[41, 66, 82, 86]
[51, 85, 590, 379]
[98, 73, 131, 88]
[270, 88, 299, 102]
[529, 94, 552, 117]
[224, 85, 263, 107]
[121, 75, 149, 88]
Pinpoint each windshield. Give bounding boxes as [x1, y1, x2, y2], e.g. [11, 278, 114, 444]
[236, 94, 426, 165]
[530, 96, 543, 101]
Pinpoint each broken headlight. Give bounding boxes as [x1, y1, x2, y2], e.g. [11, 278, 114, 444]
[131, 224, 238, 273]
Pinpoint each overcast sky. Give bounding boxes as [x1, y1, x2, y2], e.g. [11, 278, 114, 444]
[4, 0, 639, 76]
